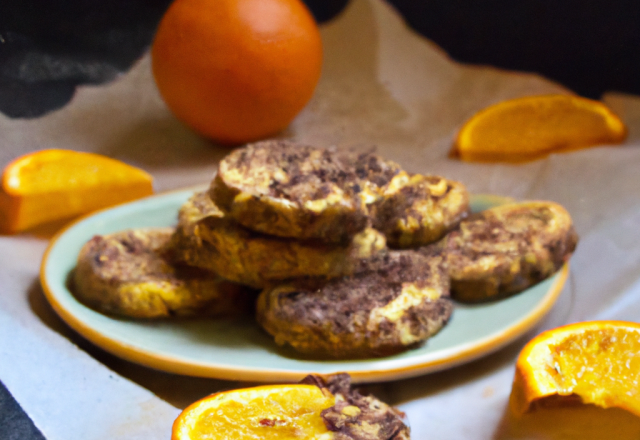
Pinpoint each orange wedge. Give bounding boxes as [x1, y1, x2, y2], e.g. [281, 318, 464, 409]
[0, 149, 153, 234]
[510, 321, 640, 417]
[452, 94, 627, 162]
[172, 384, 335, 440]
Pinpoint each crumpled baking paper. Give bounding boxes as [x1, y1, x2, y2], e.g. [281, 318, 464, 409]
[2, 0, 640, 438]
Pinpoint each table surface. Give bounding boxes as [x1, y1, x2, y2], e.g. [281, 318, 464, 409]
[2, 0, 640, 439]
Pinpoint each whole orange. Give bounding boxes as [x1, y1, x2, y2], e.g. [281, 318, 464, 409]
[151, 0, 323, 145]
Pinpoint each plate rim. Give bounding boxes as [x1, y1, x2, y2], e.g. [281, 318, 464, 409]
[39, 189, 569, 383]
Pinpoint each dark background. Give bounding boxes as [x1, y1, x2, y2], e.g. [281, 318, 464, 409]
[0, 0, 639, 118]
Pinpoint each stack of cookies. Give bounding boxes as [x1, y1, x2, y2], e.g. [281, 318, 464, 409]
[72, 140, 577, 359]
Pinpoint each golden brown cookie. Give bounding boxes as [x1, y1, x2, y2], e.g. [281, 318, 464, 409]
[372, 172, 470, 248]
[256, 248, 452, 359]
[443, 201, 578, 302]
[167, 191, 387, 288]
[210, 140, 402, 243]
[73, 228, 254, 318]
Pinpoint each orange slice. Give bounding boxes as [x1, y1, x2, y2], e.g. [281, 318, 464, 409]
[172, 384, 335, 440]
[452, 94, 627, 162]
[0, 149, 153, 234]
[510, 320, 640, 417]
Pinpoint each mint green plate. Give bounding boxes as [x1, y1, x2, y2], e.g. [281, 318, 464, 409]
[40, 189, 568, 383]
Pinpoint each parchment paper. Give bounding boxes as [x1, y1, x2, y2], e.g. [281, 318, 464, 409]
[2, 0, 640, 438]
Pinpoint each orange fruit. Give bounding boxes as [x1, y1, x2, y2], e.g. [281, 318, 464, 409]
[510, 320, 640, 417]
[151, 0, 323, 145]
[172, 384, 335, 440]
[0, 149, 153, 234]
[499, 402, 640, 440]
[452, 94, 627, 162]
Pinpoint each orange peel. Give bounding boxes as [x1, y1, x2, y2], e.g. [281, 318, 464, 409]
[172, 384, 335, 440]
[510, 320, 640, 417]
[0, 149, 153, 234]
[452, 94, 627, 162]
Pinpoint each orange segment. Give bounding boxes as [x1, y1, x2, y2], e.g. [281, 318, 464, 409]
[172, 384, 335, 440]
[510, 321, 640, 417]
[452, 94, 627, 162]
[0, 149, 153, 234]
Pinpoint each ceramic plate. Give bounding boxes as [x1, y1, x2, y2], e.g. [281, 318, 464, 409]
[40, 188, 569, 383]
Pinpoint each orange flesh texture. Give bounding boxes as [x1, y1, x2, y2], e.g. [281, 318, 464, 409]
[0, 150, 153, 233]
[173, 385, 335, 440]
[151, 0, 323, 144]
[511, 321, 640, 417]
[454, 95, 627, 162]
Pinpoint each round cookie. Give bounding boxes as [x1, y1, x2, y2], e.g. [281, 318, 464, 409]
[73, 228, 254, 318]
[372, 172, 470, 248]
[443, 201, 578, 302]
[256, 249, 452, 359]
[210, 140, 402, 243]
[167, 191, 387, 288]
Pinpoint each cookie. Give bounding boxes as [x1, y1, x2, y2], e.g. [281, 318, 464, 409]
[257, 249, 452, 358]
[301, 373, 410, 440]
[372, 172, 470, 248]
[168, 191, 387, 288]
[210, 140, 402, 242]
[443, 201, 578, 302]
[73, 228, 254, 318]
